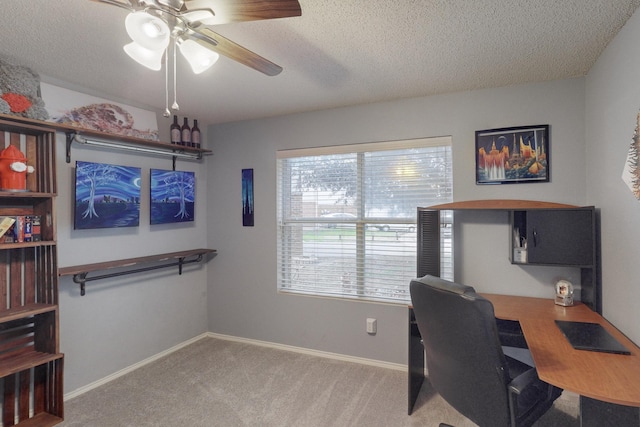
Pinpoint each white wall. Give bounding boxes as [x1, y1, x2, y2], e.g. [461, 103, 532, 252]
[207, 78, 588, 365]
[585, 8, 640, 344]
[56, 118, 210, 394]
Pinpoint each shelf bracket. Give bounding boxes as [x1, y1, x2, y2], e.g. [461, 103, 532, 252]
[66, 132, 74, 163]
[71, 253, 205, 296]
[74, 272, 89, 296]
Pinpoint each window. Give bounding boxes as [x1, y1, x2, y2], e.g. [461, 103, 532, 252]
[277, 137, 452, 303]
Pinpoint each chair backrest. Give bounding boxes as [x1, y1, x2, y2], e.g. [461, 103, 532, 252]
[410, 275, 512, 426]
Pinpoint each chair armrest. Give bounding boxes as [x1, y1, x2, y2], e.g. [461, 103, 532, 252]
[507, 368, 540, 426]
[507, 366, 561, 425]
[508, 367, 538, 395]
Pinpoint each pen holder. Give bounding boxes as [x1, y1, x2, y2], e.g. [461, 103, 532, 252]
[513, 248, 527, 263]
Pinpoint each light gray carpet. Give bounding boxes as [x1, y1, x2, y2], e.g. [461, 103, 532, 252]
[60, 337, 579, 426]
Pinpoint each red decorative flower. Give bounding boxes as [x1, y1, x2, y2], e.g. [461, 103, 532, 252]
[1, 93, 32, 113]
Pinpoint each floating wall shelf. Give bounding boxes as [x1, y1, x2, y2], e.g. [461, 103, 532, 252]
[58, 249, 217, 296]
[65, 131, 211, 168]
[0, 113, 212, 169]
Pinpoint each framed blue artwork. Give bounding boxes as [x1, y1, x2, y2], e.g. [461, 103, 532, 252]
[242, 168, 254, 226]
[74, 161, 141, 229]
[150, 169, 195, 225]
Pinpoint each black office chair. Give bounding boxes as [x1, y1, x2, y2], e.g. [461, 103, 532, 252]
[409, 275, 562, 427]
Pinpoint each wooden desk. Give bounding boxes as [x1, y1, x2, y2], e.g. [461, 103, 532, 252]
[408, 294, 640, 425]
[483, 294, 640, 406]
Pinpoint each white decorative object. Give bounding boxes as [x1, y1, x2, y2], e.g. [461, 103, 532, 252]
[40, 82, 159, 141]
[622, 111, 640, 199]
[555, 279, 574, 307]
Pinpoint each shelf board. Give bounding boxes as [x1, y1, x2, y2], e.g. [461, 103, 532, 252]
[0, 241, 56, 250]
[14, 412, 63, 427]
[512, 261, 595, 268]
[69, 127, 211, 155]
[0, 303, 58, 323]
[426, 199, 581, 210]
[58, 248, 217, 277]
[0, 116, 58, 135]
[0, 191, 57, 198]
[0, 350, 63, 378]
[0, 112, 212, 155]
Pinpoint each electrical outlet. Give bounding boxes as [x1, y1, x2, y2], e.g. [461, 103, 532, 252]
[366, 318, 377, 334]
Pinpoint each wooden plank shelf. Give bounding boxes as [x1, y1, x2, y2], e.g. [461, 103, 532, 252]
[14, 412, 63, 427]
[66, 127, 210, 155]
[58, 249, 217, 296]
[0, 350, 63, 378]
[0, 191, 57, 198]
[0, 303, 57, 323]
[0, 241, 57, 250]
[0, 113, 212, 167]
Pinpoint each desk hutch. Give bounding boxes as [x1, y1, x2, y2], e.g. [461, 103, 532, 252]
[416, 199, 599, 311]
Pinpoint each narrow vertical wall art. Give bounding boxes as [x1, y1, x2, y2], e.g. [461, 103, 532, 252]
[242, 168, 254, 226]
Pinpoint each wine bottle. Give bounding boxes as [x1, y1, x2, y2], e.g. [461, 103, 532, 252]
[181, 117, 191, 147]
[170, 115, 180, 145]
[191, 119, 201, 149]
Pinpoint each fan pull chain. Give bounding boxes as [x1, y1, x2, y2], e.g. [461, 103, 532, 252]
[163, 46, 170, 117]
[172, 37, 179, 111]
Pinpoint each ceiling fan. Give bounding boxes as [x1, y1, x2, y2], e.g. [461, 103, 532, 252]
[92, 0, 301, 76]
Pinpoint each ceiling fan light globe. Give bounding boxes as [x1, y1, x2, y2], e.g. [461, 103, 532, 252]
[143, 21, 164, 38]
[123, 42, 163, 71]
[125, 11, 170, 51]
[178, 39, 219, 74]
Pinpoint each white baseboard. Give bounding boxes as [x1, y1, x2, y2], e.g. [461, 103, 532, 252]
[64, 332, 406, 401]
[63, 333, 209, 401]
[206, 332, 407, 372]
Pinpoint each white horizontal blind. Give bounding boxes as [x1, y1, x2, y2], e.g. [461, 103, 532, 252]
[277, 137, 453, 303]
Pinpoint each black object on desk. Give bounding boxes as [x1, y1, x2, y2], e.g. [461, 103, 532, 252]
[555, 320, 631, 355]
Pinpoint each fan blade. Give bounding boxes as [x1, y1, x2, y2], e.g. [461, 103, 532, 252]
[156, 0, 185, 11]
[191, 27, 283, 76]
[89, 0, 136, 11]
[184, 0, 301, 24]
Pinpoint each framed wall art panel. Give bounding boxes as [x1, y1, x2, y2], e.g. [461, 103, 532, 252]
[476, 125, 550, 184]
[242, 168, 254, 227]
[74, 161, 141, 229]
[150, 169, 195, 225]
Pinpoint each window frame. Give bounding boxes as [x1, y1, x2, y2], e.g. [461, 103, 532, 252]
[277, 136, 453, 303]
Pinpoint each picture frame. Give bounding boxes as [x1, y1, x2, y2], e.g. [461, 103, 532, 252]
[475, 125, 550, 184]
[150, 169, 196, 225]
[74, 161, 141, 229]
[242, 169, 254, 226]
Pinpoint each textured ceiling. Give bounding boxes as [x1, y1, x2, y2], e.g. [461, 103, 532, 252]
[0, 0, 639, 125]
